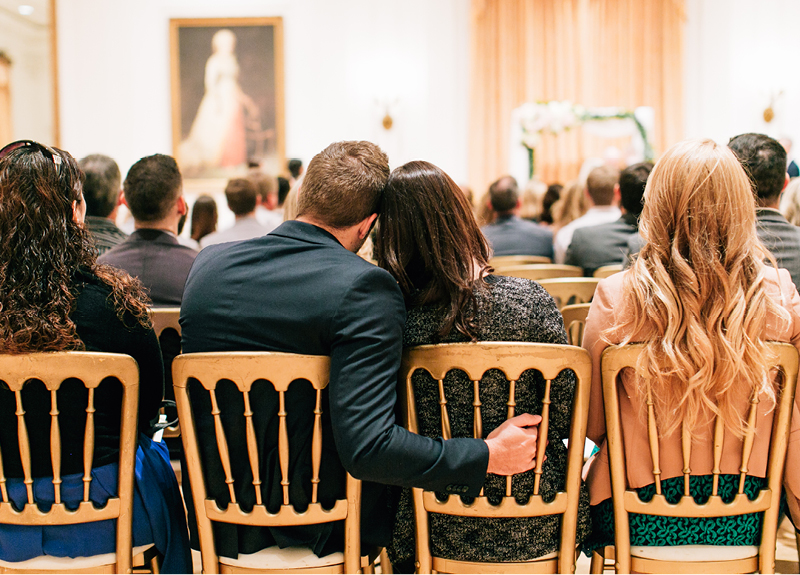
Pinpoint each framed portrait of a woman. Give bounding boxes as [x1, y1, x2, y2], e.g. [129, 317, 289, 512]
[170, 17, 284, 182]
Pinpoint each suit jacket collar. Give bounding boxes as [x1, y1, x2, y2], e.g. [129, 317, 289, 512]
[129, 228, 180, 245]
[619, 212, 639, 228]
[756, 207, 788, 224]
[270, 220, 346, 249]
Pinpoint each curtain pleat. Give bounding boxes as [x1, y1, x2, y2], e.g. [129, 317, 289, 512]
[469, 0, 685, 195]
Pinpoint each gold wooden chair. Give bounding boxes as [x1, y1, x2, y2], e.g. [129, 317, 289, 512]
[560, 304, 592, 347]
[0, 352, 159, 574]
[150, 308, 182, 440]
[595, 343, 800, 574]
[173, 352, 365, 574]
[490, 255, 552, 270]
[592, 265, 622, 279]
[492, 264, 583, 281]
[400, 342, 592, 574]
[537, 278, 599, 310]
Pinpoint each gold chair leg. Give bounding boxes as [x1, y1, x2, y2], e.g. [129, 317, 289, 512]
[590, 548, 606, 574]
[379, 548, 393, 574]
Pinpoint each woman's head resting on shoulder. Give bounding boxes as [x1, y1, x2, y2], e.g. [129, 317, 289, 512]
[373, 160, 491, 340]
[619, 138, 787, 439]
[0, 142, 150, 353]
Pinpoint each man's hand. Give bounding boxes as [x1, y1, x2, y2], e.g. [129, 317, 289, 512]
[484, 413, 542, 476]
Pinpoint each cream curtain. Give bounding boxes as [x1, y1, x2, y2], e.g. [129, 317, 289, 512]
[469, 0, 685, 194]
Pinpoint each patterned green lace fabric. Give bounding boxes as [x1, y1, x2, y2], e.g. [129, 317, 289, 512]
[584, 474, 780, 554]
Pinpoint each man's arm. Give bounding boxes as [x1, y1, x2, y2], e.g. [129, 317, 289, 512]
[327, 266, 538, 496]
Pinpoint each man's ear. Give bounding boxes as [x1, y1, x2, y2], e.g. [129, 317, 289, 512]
[120, 191, 127, 207]
[177, 195, 188, 216]
[614, 183, 621, 203]
[358, 213, 378, 240]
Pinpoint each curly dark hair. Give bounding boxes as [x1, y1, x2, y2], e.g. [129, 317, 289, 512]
[373, 160, 491, 341]
[0, 145, 152, 353]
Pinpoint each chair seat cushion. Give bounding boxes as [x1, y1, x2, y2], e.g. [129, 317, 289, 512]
[218, 546, 344, 569]
[631, 544, 759, 561]
[0, 543, 155, 570]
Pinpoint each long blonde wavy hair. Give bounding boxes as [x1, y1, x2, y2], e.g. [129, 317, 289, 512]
[612, 138, 789, 438]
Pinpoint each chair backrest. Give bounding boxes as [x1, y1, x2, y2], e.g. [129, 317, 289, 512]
[399, 342, 591, 574]
[601, 343, 800, 574]
[150, 307, 181, 339]
[593, 264, 623, 279]
[489, 255, 552, 270]
[0, 352, 139, 573]
[150, 307, 182, 438]
[492, 264, 583, 281]
[537, 278, 599, 310]
[560, 303, 592, 346]
[172, 352, 361, 573]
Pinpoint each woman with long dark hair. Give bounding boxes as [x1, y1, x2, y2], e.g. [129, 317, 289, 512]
[0, 141, 191, 572]
[373, 160, 590, 570]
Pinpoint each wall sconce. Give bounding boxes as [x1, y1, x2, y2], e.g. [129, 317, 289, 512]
[376, 98, 398, 131]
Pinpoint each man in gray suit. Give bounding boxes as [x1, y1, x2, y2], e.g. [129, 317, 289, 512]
[99, 154, 197, 305]
[480, 175, 553, 259]
[728, 134, 800, 287]
[566, 162, 652, 276]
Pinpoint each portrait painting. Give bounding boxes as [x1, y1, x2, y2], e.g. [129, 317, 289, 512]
[170, 17, 284, 181]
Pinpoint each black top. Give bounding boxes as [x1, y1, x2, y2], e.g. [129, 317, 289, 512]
[0, 269, 164, 478]
[388, 275, 591, 564]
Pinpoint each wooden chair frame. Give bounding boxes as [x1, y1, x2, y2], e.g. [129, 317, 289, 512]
[400, 342, 592, 574]
[560, 304, 591, 347]
[173, 352, 362, 574]
[600, 343, 799, 574]
[0, 352, 140, 574]
[592, 265, 623, 279]
[492, 265, 583, 281]
[536, 278, 599, 310]
[489, 256, 552, 270]
[150, 308, 182, 440]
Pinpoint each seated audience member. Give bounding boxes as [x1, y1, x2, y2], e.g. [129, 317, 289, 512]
[519, 178, 547, 221]
[539, 183, 562, 226]
[200, 178, 270, 247]
[780, 137, 799, 178]
[459, 183, 474, 207]
[374, 160, 589, 571]
[0, 141, 191, 572]
[276, 175, 291, 216]
[249, 170, 283, 231]
[550, 179, 587, 236]
[287, 157, 304, 185]
[100, 154, 197, 306]
[780, 177, 800, 227]
[566, 162, 653, 275]
[179, 141, 539, 561]
[553, 166, 620, 263]
[190, 194, 218, 244]
[582, 138, 800, 552]
[78, 153, 127, 254]
[729, 133, 800, 288]
[480, 175, 553, 259]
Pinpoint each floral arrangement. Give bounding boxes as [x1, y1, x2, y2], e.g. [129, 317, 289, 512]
[519, 100, 652, 176]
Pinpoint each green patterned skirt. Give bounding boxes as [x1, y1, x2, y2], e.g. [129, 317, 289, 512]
[584, 474, 786, 555]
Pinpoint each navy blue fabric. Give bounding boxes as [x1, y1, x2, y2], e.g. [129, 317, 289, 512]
[481, 215, 554, 258]
[0, 435, 191, 573]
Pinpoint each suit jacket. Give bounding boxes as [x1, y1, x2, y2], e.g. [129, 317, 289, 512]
[565, 213, 638, 276]
[179, 221, 490, 557]
[481, 214, 554, 258]
[99, 229, 198, 306]
[582, 268, 800, 521]
[756, 208, 800, 288]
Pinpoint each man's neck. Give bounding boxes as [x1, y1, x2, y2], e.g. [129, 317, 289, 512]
[235, 211, 257, 221]
[296, 215, 357, 251]
[134, 220, 178, 235]
[757, 199, 781, 211]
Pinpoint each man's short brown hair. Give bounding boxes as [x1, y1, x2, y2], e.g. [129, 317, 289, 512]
[225, 178, 258, 216]
[297, 141, 389, 228]
[586, 165, 620, 206]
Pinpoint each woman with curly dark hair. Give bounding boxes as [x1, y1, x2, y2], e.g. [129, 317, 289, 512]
[373, 160, 590, 571]
[0, 141, 190, 572]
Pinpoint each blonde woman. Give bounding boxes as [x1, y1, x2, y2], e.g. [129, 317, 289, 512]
[781, 177, 800, 227]
[582, 138, 800, 551]
[549, 178, 587, 236]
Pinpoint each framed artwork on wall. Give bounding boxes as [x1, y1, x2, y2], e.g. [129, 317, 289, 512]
[169, 17, 285, 183]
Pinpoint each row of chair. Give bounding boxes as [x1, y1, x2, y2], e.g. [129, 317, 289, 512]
[488, 257, 622, 281]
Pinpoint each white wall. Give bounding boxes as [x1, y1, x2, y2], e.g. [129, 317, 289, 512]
[56, 0, 471, 184]
[684, 0, 800, 146]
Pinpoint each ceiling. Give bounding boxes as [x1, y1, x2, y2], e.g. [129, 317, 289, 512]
[0, 0, 49, 28]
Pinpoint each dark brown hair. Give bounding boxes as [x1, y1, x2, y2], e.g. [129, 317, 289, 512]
[123, 153, 182, 222]
[297, 141, 389, 228]
[586, 165, 620, 205]
[0, 146, 151, 353]
[374, 161, 491, 340]
[224, 178, 258, 215]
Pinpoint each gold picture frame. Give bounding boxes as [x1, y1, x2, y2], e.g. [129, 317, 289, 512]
[169, 17, 285, 187]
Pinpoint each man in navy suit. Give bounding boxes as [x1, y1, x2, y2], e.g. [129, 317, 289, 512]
[480, 175, 554, 259]
[179, 141, 540, 560]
